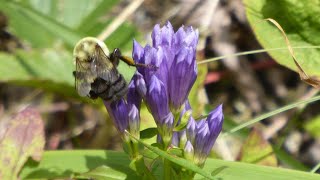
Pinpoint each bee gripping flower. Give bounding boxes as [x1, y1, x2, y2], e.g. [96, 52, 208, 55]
[104, 76, 142, 137]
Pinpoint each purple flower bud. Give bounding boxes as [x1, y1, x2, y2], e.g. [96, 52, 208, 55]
[133, 39, 144, 64]
[155, 112, 174, 147]
[133, 71, 147, 98]
[185, 105, 224, 166]
[104, 99, 129, 133]
[186, 116, 197, 144]
[128, 104, 139, 137]
[145, 75, 170, 125]
[184, 140, 194, 161]
[152, 22, 174, 47]
[174, 26, 199, 51]
[171, 132, 180, 147]
[127, 76, 142, 108]
[168, 45, 197, 111]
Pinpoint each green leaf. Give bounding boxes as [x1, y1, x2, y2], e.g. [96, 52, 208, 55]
[245, 0, 320, 77]
[0, 108, 45, 180]
[197, 158, 320, 180]
[76, 165, 138, 180]
[0, 1, 82, 48]
[20, 150, 138, 179]
[140, 127, 158, 140]
[0, 49, 77, 97]
[238, 129, 277, 166]
[21, 150, 320, 180]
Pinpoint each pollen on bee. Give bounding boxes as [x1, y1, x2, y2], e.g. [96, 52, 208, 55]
[77, 51, 87, 61]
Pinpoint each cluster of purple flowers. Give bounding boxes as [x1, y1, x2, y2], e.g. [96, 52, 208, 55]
[104, 22, 223, 165]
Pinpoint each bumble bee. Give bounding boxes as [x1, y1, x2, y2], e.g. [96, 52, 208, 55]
[73, 37, 150, 102]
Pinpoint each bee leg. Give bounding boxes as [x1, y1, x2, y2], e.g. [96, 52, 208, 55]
[112, 48, 158, 69]
[89, 90, 99, 99]
[110, 48, 121, 67]
[119, 54, 157, 69]
[72, 71, 76, 77]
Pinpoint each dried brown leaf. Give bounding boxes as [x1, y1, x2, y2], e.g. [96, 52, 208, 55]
[0, 108, 45, 180]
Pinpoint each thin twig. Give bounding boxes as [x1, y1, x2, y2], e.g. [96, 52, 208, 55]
[97, 0, 144, 41]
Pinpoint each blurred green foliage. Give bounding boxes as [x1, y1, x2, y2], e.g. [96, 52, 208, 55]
[0, 0, 138, 99]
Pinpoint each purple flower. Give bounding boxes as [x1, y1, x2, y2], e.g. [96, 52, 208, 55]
[104, 99, 129, 133]
[133, 21, 198, 113]
[144, 75, 173, 146]
[146, 75, 170, 124]
[168, 26, 198, 111]
[185, 105, 224, 166]
[168, 46, 197, 111]
[132, 21, 199, 148]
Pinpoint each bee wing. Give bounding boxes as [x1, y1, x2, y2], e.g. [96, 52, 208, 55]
[75, 44, 120, 97]
[93, 45, 120, 83]
[75, 59, 96, 97]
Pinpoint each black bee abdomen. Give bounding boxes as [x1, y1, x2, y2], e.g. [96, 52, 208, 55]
[89, 74, 127, 102]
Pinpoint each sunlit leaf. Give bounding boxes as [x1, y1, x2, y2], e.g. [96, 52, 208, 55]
[20, 150, 136, 179]
[76, 165, 138, 180]
[238, 129, 277, 166]
[245, 0, 320, 77]
[20, 150, 320, 179]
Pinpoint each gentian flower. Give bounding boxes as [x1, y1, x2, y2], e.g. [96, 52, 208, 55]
[133, 22, 198, 107]
[150, 23, 199, 113]
[146, 75, 174, 147]
[185, 105, 224, 166]
[132, 22, 199, 147]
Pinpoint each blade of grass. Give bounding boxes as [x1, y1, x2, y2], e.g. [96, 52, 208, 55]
[197, 46, 320, 65]
[97, 0, 144, 41]
[223, 94, 320, 136]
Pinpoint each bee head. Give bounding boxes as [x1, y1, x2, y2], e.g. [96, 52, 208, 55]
[73, 37, 110, 63]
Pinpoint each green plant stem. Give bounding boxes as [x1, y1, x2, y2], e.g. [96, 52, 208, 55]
[223, 94, 320, 136]
[311, 162, 320, 173]
[164, 158, 172, 180]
